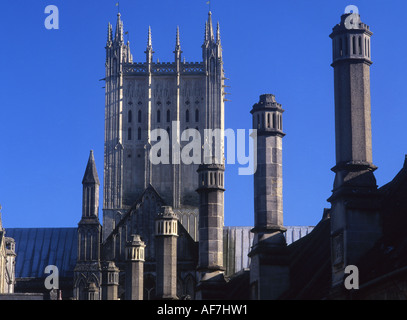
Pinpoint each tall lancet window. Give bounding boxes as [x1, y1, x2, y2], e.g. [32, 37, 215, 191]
[167, 109, 171, 123]
[186, 109, 190, 123]
[128, 128, 132, 140]
[128, 110, 132, 123]
[195, 109, 199, 122]
[138, 110, 142, 123]
[157, 110, 161, 123]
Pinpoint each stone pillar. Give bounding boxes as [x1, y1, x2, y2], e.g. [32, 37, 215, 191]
[101, 261, 120, 300]
[249, 94, 289, 300]
[328, 12, 382, 292]
[195, 161, 227, 300]
[155, 206, 178, 300]
[125, 235, 145, 300]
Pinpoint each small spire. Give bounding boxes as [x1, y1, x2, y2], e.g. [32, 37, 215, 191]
[175, 26, 181, 49]
[147, 26, 152, 49]
[204, 21, 208, 42]
[207, 11, 214, 42]
[114, 13, 124, 43]
[126, 41, 133, 63]
[216, 21, 221, 45]
[107, 22, 113, 46]
[82, 150, 100, 185]
[174, 26, 182, 61]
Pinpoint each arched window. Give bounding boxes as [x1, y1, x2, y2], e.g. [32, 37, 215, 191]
[167, 109, 171, 123]
[273, 113, 276, 129]
[267, 113, 271, 128]
[195, 109, 199, 122]
[138, 110, 142, 123]
[138, 127, 141, 140]
[157, 110, 161, 123]
[128, 128, 132, 140]
[128, 110, 132, 123]
[186, 109, 190, 123]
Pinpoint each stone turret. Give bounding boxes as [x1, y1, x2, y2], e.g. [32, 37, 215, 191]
[195, 160, 227, 300]
[101, 261, 119, 300]
[125, 235, 145, 300]
[328, 10, 382, 293]
[155, 207, 178, 300]
[74, 151, 102, 300]
[249, 94, 289, 300]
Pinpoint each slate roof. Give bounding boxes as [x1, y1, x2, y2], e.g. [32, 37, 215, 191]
[281, 215, 332, 300]
[357, 156, 407, 285]
[5, 228, 77, 279]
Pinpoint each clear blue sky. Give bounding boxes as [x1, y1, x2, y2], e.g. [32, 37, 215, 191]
[0, 0, 406, 229]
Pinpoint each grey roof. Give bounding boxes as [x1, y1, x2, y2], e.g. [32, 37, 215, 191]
[5, 228, 77, 279]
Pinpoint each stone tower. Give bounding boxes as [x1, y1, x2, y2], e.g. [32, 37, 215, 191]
[155, 206, 178, 300]
[249, 94, 289, 300]
[328, 12, 382, 291]
[102, 11, 225, 241]
[74, 150, 102, 300]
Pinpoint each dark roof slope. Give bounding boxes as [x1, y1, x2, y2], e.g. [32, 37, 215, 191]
[281, 215, 331, 300]
[358, 156, 407, 284]
[6, 228, 77, 279]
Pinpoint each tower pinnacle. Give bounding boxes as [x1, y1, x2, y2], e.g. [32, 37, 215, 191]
[82, 150, 100, 185]
[147, 26, 152, 49]
[216, 22, 221, 45]
[107, 22, 113, 47]
[205, 11, 214, 43]
[174, 26, 182, 61]
[114, 13, 124, 43]
[176, 26, 180, 48]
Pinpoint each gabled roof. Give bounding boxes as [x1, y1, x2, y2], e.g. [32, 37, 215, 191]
[103, 184, 165, 244]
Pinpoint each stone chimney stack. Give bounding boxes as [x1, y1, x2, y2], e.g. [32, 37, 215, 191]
[125, 235, 145, 300]
[155, 206, 178, 300]
[248, 94, 289, 300]
[328, 10, 382, 292]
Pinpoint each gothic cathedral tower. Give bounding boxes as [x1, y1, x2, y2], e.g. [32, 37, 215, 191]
[102, 12, 225, 241]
